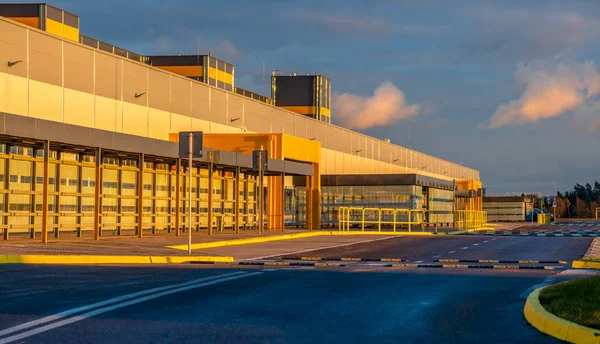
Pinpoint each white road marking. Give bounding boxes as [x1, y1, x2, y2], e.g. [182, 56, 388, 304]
[247, 235, 398, 260]
[461, 247, 468, 250]
[448, 251, 456, 254]
[491, 238, 496, 241]
[472, 243, 479, 246]
[0, 271, 259, 344]
[433, 255, 442, 258]
[415, 260, 423, 263]
[483, 240, 488, 243]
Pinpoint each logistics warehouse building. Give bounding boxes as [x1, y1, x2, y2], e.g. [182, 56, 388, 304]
[0, 3, 483, 241]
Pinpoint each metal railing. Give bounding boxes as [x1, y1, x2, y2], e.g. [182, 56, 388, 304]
[338, 207, 425, 232]
[454, 210, 487, 230]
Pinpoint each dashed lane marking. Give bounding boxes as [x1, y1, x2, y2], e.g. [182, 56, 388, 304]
[461, 247, 469, 250]
[448, 251, 456, 254]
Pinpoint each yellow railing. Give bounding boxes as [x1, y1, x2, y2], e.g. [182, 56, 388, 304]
[454, 210, 487, 230]
[338, 207, 425, 232]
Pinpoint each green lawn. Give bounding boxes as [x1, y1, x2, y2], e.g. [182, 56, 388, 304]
[539, 277, 600, 330]
[582, 257, 600, 263]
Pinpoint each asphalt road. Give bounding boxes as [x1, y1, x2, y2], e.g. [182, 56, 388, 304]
[272, 235, 592, 263]
[0, 235, 595, 343]
[2, 264, 594, 344]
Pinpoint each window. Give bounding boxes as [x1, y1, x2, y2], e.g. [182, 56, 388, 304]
[68, 179, 78, 186]
[122, 183, 136, 189]
[82, 180, 88, 187]
[60, 179, 67, 186]
[143, 206, 152, 212]
[20, 176, 32, 184]
[49, 178, 56, 185]
[122, 206, 136, 213]
[9, 175, 18, 183]
[122, 159, 138, 168]
[143, 184, 153, 191]
[36, 177, 44, 184]
[82, 205, 94, 212]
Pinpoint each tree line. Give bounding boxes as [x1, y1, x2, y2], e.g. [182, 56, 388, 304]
[554, 182, 600, 219]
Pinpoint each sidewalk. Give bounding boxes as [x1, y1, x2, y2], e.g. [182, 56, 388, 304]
[0, 229, 405, 264]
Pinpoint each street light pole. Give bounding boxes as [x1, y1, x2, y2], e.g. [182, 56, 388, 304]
[188, 132, 193, 255]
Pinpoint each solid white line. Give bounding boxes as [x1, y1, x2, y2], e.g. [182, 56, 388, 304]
[0, 271, 246, 339]
[247, 235, 399, 260]
[0, 272, 262, 344]
[448, 251, 456, 254]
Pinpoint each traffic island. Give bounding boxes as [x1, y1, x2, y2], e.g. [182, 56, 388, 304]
[572, 238, 600, 270]
[524, 277, 600, 343]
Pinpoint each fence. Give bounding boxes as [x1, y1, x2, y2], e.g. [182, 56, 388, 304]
[337, 207, 425, 232]
[454, 210, 487, 230]
[338, 207, 488, 232]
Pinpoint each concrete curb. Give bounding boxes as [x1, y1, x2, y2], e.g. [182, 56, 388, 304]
[437, 259, 567, 264]
[0, 254, 234, 265]
[524, 286, 600, 344]
[167, 230, 433, 251]
[572, 260, 600, 269]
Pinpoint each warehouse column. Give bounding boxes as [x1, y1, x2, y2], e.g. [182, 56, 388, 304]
[234, 166, 240, 234]
[175, 158, 181, 236]
[41, 140, 50, 243]
[137, 153, 144, 238]
[267, 175, 284, 231]
[207, 160, 214, 235]
[93, 147, 102, 240]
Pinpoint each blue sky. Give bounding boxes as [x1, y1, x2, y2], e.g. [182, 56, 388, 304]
[17, 0, 600, 195]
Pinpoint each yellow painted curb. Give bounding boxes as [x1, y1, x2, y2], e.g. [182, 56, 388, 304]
[168, 230, 433, 251]
[572, 260, 600, 269]
[326, 231, 433, 236]
[0, 254, 234, 265]
[524, 286, 600, 344]
[168, 231, 323, 250]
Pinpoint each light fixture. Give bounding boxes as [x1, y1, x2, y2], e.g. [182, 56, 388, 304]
[73, 147, 86, 152]
[355, 149, 362, 153]
[230, 117, 240, 123]
[21, 139, 35, 145]
[393, 158, 399, 162]
[443, 171, 448, 175]
[421, 166, 427, 170]
[7, 60, 23, 67]
[134, 92, 146, 98]
[309, 137, 317, 140]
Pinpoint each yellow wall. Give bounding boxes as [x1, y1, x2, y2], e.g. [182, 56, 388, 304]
[0, 16, 481, 184]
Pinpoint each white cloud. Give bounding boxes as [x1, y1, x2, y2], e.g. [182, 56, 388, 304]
[333, 81, 420, 129]
[488, 61, 600, 128]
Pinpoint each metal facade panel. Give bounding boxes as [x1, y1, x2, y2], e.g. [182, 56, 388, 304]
[28, 30, 62, 86]
[210, 88, 228, 125]
[62, 122, 90, 146]
[122, 60, 147, 106]
[63, 41, 93, 94]
[0, 20, 28, 79]
[94, 52, 121, 99]
[34, 118, 65, 142]
[170, 75, 191, 117]
[191, 82, 209, 121]
[88, 128, 115, 149]
[4, 113, 36, 138]
[148, 69, 170, 112]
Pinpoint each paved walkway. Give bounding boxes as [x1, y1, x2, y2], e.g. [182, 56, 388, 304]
[0, 230, 305, 257]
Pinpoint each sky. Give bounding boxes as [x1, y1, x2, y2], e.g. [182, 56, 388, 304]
[14, 0, 600, 195]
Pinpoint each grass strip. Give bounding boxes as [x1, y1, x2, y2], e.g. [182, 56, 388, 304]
[539, 276, 600, 330]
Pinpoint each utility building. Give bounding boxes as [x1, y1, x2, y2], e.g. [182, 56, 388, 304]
[271, 73, 331, 123]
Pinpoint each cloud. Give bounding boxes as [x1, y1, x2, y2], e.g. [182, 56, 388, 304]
[487, 61, 600, 128]
[288, 11, 389, 35]
[332, 82, 420, 129]
[459, 6, 600, 62]
[209, 40, 242, 62]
